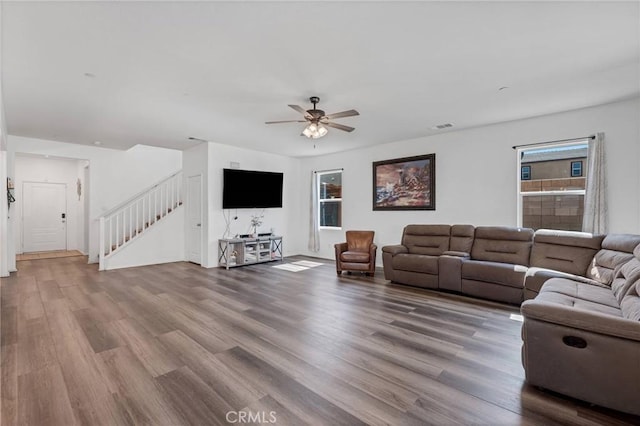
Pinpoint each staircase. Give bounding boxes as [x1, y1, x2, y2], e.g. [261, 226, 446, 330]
[99, 171, 183, 271]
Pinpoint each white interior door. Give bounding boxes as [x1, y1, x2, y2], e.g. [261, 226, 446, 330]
[23, 182, 67, 252]
[187, 175, 202, 264]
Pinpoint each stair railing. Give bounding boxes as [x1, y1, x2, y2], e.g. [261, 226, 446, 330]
[99, 171, 183, 270]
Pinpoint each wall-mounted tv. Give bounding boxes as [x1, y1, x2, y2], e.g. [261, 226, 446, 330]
[223, 168, 283, 209]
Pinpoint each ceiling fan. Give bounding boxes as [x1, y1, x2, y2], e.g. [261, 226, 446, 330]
[266, 96, 359, 139]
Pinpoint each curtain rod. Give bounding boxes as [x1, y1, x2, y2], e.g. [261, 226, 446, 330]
[512, 135, 594, 150]
[314, 168, 343, 174]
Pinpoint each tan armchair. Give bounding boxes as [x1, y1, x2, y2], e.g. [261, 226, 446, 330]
[335, 230, 377, 276]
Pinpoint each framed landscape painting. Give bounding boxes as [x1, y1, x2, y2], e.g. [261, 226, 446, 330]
[373, 153, 435, 210]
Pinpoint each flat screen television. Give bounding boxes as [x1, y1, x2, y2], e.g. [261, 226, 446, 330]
[223, 168, 283, 209]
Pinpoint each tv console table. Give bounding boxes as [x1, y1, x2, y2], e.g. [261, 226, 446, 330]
[218, 236, 283, 269]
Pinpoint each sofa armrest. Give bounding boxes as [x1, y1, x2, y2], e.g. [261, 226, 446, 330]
[442, 250, 470, 258]
[334, 242, 348, 254]
[439, 253, 467, 292]
[521, 299, 640, 342]
[382, 245, 408, 255]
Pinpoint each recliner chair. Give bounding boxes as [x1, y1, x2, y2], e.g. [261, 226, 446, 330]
[335, 230, 377, 276]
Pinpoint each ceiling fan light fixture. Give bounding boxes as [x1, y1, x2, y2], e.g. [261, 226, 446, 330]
[302, 125, 313, 138]
[302, 122, 327, 139]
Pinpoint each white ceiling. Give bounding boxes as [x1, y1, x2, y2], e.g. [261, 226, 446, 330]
[2, 1, 639, 157]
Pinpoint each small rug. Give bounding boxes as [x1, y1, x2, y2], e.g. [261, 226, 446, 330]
[291, 260, 324, 268]
[272, 260, 324, 272]
[272, 264, 309, 272]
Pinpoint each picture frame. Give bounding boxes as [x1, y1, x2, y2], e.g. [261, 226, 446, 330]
[373, 153, 435, 210]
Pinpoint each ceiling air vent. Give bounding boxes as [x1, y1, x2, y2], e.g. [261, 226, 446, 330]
[432, 123, 453, 130]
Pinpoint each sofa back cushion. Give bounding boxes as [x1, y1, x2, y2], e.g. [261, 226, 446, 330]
[450, 224, 475, 253]
[471, 226, 534, 266]
[346, 230, 375, 252]
[402, 224, 450, 255]
[620, 280, 640, 321]
[586, 234, 640, 285]
[530, 229, 604, 276]
[611, 245, 640, 303]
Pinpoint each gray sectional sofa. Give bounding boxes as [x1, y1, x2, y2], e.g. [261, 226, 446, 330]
[382, 224, 640, 304]
[521, 245, 640, 416]
[382, 224, 640, 415]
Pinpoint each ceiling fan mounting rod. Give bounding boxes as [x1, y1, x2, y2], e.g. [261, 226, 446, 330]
[309, 96, 320, 109]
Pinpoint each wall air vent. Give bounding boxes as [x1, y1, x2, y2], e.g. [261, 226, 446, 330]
[188, 136, 209, 142]
[432, 123, 454, 130]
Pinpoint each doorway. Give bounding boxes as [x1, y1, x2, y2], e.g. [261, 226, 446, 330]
[23, 182, 67, 252]
[187, 175, 203, 265]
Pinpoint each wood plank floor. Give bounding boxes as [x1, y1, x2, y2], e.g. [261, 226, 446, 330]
[2, 255, 639, 425]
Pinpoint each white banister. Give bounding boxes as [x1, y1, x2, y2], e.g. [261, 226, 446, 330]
[98, 171, 183, 267]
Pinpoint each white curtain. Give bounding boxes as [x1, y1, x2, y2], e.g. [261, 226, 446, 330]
[583, 132, 607, 234]
[308, 171, 320, 251]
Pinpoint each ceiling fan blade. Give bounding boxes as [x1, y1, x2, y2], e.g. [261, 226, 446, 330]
[324, 109, 359, 119]
[265, 120, 308, 124]
[325, 122, 355, 132]
[288, 104, 312, 118]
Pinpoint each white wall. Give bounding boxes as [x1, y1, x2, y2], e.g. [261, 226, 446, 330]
[7, 136, 182, 263]
[103, 207, 185, 270]
[14, 155, 86, 254]
[205, 141, 301, 267]
[297, 97, 640, 263]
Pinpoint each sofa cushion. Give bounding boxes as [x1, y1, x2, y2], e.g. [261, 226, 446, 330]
[621, 280, 640, 321]
[401, 224, 451, 256]
[524, 267, 601, 295]
[462, 260, 527, 288]
[471, 226, 533, 266]
[532, 229, 604, 249]
[450, 224, 475, 253]
[530, 229, 603, 276]
[540, 278, 619, 309]
[586, 234, 640, 285]
[534, 286, 623, 317]
[340, 251, 371, 263]
[392, 253, 438, 274]
[611, 247, 640, 303]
